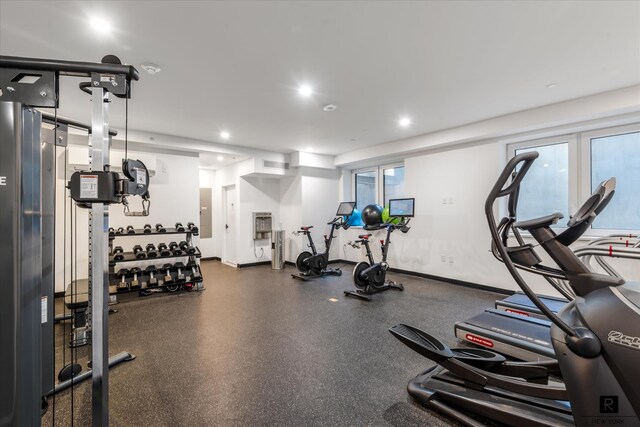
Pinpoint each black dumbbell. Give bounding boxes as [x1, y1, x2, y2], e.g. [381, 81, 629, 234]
[126, 225, 136, 234]
[116, 227, 125, 235]
[133, 245, 146, 259]
[179, 241, 196, 255]
[187, 222, 199, 234]
[113, 246, 125, 261]
[116, 268, 129, 291]
[155, 223, 166, 233]
[108, 227, 115, 237]
[143, 224, 152, 234]
[161, 263, 174, 283]
[146, 265, 160, 287]
[129, 267, 142, 289]
[158, 243, 171, 257]
[186, 260, 201, 281]
[175, 222, 185, 232]
[174, 262, 186, 282]
[146, 243, 158, 258]
[169, 241, 183, 256]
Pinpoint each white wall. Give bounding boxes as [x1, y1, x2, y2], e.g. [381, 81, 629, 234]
[280, 173, 303, 262]
[55, 147, 200, 293]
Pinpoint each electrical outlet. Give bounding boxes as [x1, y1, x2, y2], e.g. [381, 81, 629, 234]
[449, 256, 454, 264]
[441, 255, 446, 262]
[442, 198, 447, 204]
[449, 197, 454, 204]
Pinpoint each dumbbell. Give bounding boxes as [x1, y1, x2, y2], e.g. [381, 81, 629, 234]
[174, 262, 186, 282]
[116, 269, 129, 291]
[186, 260, 201, 281]
[155, 223, 166, 233]
[187, 222, 199, 234]
[143, 224, 152, 234]
[146, 265, 160, 287]
[161, 263, 174, 283]
[129, 267, 142, 289]
[133, 245, 146, 259]
[126, 225, 136, 234]
[108, 227, 115, 237]
[116, 227, 125, 235]
[179, 241, 196, 255]
[175, 222, 185, 232]
[146, 243, 158, 258]
[158, 243, 171, 257]
[113, 246, 125, 261]
[169, 241, 183, 256]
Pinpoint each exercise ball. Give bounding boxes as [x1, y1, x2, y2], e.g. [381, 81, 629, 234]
[346, 208, 364, 227]
[381, 205, 400, 224]
[361, 204, 383, 227]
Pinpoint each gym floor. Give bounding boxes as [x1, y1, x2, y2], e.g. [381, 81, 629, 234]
[44, 260, 503, 427]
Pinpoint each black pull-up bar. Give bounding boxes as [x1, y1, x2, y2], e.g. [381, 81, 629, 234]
[41, 112, 118, 137]
[0, 55, 140, 80]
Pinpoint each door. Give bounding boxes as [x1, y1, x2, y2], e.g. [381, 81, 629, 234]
[199, 188, 212, 239]
[223, 185, 237, 266]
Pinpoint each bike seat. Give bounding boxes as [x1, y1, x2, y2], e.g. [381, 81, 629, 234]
[358, 233, 372, 239]
[300, 226, 313, 231]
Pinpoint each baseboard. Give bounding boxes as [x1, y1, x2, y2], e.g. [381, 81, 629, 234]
[388, 267, 511, 295]
[201, 256, 221, 261]
[285, 260, 295, 266]
[237, 261, 271, 268]
[54, 291, 64, 298]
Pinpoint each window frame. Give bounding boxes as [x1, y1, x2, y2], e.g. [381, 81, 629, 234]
[579, 123, 640, 236]
[506, 123, 640, 237]
[352, 162, 405, 210]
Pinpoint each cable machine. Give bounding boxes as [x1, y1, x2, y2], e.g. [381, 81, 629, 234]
[0, 55, 142, 426]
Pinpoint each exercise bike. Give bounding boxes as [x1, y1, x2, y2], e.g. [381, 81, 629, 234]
[389, 151, 640, 427]
[292, 202, 355, 281]
[344, 198, 414, 301]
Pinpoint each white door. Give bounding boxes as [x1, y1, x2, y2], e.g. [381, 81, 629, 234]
[223, 185, 237, 266]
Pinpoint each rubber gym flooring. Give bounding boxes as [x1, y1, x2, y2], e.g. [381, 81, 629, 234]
[44, 260, 503, 427]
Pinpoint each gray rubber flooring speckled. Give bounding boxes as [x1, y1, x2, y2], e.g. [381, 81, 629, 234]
[42, 261, 503, 426]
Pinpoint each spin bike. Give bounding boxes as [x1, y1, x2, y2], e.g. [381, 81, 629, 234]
[345, 198, 414, 301]
[292, 202, 355, 281]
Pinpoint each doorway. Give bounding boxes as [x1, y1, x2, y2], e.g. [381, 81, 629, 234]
[222, 185, 237, 266]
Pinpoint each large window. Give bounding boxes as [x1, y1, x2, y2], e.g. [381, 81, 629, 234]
[588, 129, 640, 230]
[355, 170, 377, 210]
[352, 163, 405, 210]
[514, 141, 569, 227]
[507, 123, 640, 234]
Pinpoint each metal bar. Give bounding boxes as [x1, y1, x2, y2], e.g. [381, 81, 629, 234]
[90, 84, 111, 426]
[46, 352, 135, 397]
[42, 112, 118, 136]
[0, 55, 140, 80]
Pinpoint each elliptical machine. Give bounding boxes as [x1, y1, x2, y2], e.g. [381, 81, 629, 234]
[389, 151, 640, 427]
[344, 198, 414, 301]
[292, 202, 355, 281]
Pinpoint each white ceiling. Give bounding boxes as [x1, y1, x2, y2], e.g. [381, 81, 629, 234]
[1, 1, 639, 156]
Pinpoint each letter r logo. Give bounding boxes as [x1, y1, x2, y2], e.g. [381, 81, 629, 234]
[600, 396, 618, 413]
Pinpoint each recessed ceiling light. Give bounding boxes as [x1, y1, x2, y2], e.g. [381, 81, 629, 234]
[90, 16, 112, 34]
[399, 117, 412, 127]
[141, 63, 161, 75]
[220, 131, 230, 140]
[323, 104, 337, 111]
[298, 84, 313, 98]
[546, 83, 558, 88]
[217, 155, 224, 161]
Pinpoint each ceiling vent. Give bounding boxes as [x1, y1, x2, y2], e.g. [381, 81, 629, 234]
[263, 160, 289, 170]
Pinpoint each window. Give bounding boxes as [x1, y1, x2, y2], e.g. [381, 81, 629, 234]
[507, 123, 640, 235]
[383, 166, 405, 205]
[588, 129, 640, 230]
[352, 163, 405, 210]
[355, 170, 376, 210]
[514, 142, 569, 227]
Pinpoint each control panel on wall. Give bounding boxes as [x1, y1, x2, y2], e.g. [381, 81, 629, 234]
[253, 212, 272, 240]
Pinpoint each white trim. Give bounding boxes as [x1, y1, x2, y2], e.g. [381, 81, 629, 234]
[352, 162, 405, 207]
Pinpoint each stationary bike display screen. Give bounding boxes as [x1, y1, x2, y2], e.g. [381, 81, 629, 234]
[336, 202, 356, 216]
[389, 198, 415, 217]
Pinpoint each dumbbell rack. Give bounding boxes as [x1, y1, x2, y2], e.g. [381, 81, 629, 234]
[108, 227, 204, 294]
